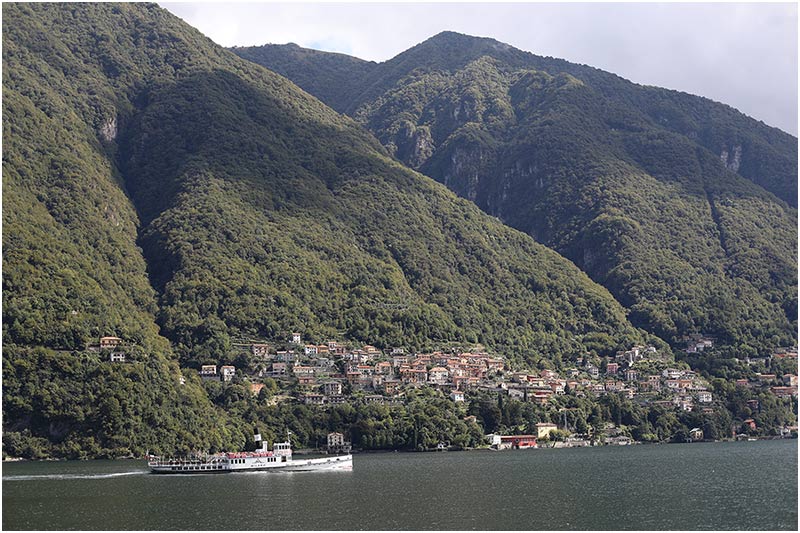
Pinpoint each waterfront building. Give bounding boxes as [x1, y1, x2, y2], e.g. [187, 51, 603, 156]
[327, 432, 351, 454]
[498, 435, 537, 449]
[535, 422, 558, 439]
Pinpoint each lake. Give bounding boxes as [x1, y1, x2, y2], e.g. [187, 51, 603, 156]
[2, 439, 797, 530]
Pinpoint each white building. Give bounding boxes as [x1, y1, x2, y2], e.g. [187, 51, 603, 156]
[428, 367, 449, 385]
[698, 391, 712, 403]
[220, 365, 236, 382]
[450, 390, 466, 402]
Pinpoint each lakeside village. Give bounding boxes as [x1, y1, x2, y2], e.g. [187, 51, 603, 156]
[91, 333, 799, 450]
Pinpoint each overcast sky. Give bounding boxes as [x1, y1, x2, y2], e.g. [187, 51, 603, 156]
[162, 2, 798, 136]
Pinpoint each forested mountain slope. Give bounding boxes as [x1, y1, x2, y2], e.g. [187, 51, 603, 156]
[3, 4, 652, 456]
[234, 32, 798, 351]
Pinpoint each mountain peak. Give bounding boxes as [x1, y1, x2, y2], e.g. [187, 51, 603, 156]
[395, 30, 525, 70]
[423, 30, 507, 48]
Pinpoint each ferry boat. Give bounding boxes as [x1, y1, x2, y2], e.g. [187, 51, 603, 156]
[148, 432, 352, 474]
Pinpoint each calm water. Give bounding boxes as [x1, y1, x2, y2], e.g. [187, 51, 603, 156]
[2, 440, 797, 530]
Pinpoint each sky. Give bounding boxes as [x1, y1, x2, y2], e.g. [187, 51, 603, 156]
[161, 2, 799, 136]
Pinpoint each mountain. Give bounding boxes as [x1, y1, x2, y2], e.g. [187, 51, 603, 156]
[232, 42, 376, 113]
[3, 4, 651, 456]
[233, 32, 798, 351]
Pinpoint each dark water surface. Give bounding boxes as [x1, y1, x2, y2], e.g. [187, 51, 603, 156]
[2, 439, 797, 530]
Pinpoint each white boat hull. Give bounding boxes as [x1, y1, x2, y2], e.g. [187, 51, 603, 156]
[149, 454, 352, 474]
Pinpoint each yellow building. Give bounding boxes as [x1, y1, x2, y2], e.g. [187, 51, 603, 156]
[536, 422, 558, 439]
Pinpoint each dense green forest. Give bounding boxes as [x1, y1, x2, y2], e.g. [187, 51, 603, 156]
[2, 3, 666, 458]
[236, 33, 798, 353]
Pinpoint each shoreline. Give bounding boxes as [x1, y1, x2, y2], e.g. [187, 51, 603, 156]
[4, 435, 796, 462]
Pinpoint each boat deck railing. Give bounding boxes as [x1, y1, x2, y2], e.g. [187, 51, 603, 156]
[148, 455, 226, 467]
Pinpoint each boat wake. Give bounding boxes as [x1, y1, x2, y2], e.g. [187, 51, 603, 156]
[3, 470, 148, 481]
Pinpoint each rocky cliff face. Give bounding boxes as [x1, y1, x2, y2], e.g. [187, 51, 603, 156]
[720, 145, 742, 173]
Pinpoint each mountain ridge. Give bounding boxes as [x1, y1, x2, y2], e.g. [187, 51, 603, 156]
[234, 32, 798, 351]
[235, 31, 796, 203]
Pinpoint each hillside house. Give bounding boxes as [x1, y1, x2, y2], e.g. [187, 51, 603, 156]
[323, 381, 343, 396]
[771, 386, 797, 398]
[676, 397, 693, 411]
[532, 389, 554, 404]
[429, 367, 449, 385]
[200, 365, 218, 380]
[292, 365, 315, 376]
[297, 376, 316, 387]
[275, 351, 296, 363]
[374, 361, 393, 375]
[251, 344, 271, 358]
[100, 336, 123, 350]
[220, 365, 235, 382]
[450, 390, 466, 402]
[486, 358, 505, 372]
[303, 393, 325, 405]
[383, 379, 401, 395]
[327, 395, 347, 405]
[392, 355, 409, 367]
